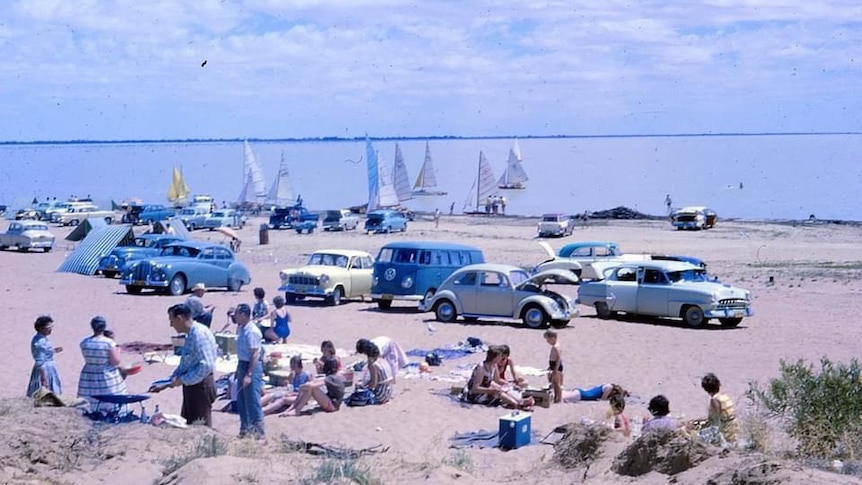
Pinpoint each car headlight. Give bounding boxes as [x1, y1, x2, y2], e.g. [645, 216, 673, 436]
[373, 276, 378, 286]
[320, 274, 330, 284]
[401, 276, 413, 289]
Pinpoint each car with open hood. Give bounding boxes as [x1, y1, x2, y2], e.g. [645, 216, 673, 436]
[532, 241, 649, 280]
[364, 209, 407, 234]
[96, 234, 183, 278]
[418, 263, 579, 329]
[671, 206, 717, 230]
[576, 260, 752, 327]
[119, 241, 251, 295]
[278, 249, 374, 305]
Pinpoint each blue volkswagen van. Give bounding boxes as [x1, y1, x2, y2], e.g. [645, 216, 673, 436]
[371, 241, 485, 310]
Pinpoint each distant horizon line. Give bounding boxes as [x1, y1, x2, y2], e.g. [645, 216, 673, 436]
[1, 131, 861, 146]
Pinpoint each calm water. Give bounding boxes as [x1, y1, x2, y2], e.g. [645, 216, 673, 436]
[1, 134, 859, 220]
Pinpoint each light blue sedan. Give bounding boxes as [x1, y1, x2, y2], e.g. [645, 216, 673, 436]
[119, 241, 251, 295]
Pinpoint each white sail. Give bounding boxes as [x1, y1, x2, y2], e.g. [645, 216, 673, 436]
[266, 151, 296, 207]
[237, 169, 254, 205]
[463, 151, 498, 212]
[392, 143, 413, 202]
[412, 141, 446, 195]
[243, 140, 268, 203]
[376, 150, 400, 208]
[497, 139, 529, 189]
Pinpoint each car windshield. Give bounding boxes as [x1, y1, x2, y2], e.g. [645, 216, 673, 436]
[24, 224, 49, 231]
[212, 211, 227, 217]
[509, 270, 530, 286]
[133, 237, 152, 248]
[542, 215, 560, 222]
[367, 214, 384, 222]
[667, 269, 708, 283]
[307, 253, 349, 268]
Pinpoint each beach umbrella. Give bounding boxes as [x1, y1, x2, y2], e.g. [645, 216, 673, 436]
[214, 226, 240, 240]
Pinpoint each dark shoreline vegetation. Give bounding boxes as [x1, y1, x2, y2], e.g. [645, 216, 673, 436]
[1, 131, 861, 146]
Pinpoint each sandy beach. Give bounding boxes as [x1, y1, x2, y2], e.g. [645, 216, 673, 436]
[3, 215, 862, 484]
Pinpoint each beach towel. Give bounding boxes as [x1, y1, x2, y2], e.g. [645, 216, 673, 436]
[449, 429, 544, 449]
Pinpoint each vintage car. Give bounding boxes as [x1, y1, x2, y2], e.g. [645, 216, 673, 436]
[119, 241, 251, 295]
[365, 209, 408, 234]
[269, 205, 318, 230]
[322, 209, 360, 231]
[96, 234, 183, 278]
[202, 209, 243, 230]
[419, 263, 579, 329]
[183, 208, 213, 231]
[278, 249, 375, 305]
[671, 206, 717, 230]
[14, 208, 40, 220]
[533, 241, 649, 280]
[537, 213, 576, 238]
[576, 260, 753, 327]
[122, 204, 175, 225]
[33, 201, 65, 221]
[0, 221, 55, 252]
[52, 204, 118, 226]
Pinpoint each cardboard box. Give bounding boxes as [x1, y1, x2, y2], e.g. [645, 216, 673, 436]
[215, 333, 237, 356]
[499, 411, 532, 449]
[268, 369, 291, 387]
[523, 388, 552, 408]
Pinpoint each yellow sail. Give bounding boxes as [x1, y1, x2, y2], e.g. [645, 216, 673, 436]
[168, 166, 191, 204]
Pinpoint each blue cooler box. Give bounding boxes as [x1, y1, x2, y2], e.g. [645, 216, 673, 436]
[499, 411, 531, 449]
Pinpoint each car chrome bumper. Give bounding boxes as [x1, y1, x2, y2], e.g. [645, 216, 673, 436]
[705, 307, 754, 319]
[371, 293, 423, 302]
[278, 284, 330, 297]
[119, 277, 169, 288]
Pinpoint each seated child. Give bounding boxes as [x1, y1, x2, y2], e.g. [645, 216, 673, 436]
[261, 355, 310, 415]
[607, 394, 631, 437]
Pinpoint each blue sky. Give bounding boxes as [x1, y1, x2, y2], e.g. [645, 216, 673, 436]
[3, 0, 862, 141]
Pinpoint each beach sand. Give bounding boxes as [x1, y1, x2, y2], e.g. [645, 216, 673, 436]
[3, 215, 862, 484]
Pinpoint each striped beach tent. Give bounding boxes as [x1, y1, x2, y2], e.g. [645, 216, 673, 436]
[58, 225, 136, 275]
[65, 217, 109, 242]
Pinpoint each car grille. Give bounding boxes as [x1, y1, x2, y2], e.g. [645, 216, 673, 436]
[289, 275, 320, 286]
[717, 298, 748, 310]
[131, 263, 154, 281]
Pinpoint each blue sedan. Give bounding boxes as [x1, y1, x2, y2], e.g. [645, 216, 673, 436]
[97, 234, 183, 278]
[119, 241, 251, 295]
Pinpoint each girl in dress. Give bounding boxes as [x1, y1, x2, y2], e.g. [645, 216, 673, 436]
[27, 316, 63, 397]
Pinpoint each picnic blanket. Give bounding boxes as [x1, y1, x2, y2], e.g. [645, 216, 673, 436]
[448, 429, 544, 449]
[147, 342, 352, 375]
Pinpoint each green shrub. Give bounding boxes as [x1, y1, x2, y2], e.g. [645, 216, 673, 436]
[747, 357, 862, 459]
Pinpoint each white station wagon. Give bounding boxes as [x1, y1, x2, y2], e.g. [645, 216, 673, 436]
[577, 260, 753, 327]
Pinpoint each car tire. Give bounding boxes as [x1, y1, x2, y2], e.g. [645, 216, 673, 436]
[43, 247, 51, 253]
[0, 245, 6, 251]
[168, 274, 186, 296]
[434, 299, 457, 323]
[422, 288, 436, 306]
[683, 305, 707, 327]
[550, 319, 570, 328]
[377, 299, 392, 310]
[69, 219, 79, 226]
[719, 317, 742, 327]
[327, 287, 343, 306]
[126, 285, 142, 295]
[227, 278, 242, 292]
[103, 270, 117, 279]
[285, 293, 297, 305]
[522, 304, 550, 329]
[595, 302, 613, 319]
[187, 223, 195, 231]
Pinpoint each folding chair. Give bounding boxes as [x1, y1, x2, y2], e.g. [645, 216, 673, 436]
[90, 394, 150, 423]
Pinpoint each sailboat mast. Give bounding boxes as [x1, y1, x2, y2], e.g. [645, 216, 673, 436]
[476, 152, 482, 212]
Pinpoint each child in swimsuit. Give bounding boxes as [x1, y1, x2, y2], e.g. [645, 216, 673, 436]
[544, 330, 563, 403]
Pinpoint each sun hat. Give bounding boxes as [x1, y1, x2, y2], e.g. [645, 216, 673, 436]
[191, 283, 206, 292]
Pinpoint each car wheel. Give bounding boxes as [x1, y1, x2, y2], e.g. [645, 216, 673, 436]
[168, 274, 187, 296]
[327, 287, 343, 306]
[285, 293, 297, 305]
[0, 245, 6, 251]
[683, 305, 706, 327]
[377, 299, 393, 310]
[69, 219, 80, 226]
[595, 302, 613, 319]
[550, 319, 570, 328]
[719, 317, 743, 327]
[385, 226, 391, 234]
[227, 278, 242, 292]
[522, 304, 549, 329]
[43, 247, 51, 253]
[103, 270, 117, 279]
[422, 288, 436, 305]
[126, 285, 142, 295]
[187, 223, 195, 231]
[434, 299, 457, 323]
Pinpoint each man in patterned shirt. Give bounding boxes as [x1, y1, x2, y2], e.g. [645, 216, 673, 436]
[151, 303, 218, 426]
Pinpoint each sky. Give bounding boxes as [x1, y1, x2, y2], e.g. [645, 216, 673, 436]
[2, 0, 862, 141]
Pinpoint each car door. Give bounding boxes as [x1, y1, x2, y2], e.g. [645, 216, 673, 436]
[606, 267, 639, 313]
[349, 255, 374, 296]
[475, 270, 514, 316]
[452, 271, 479, 313]
[636, 268, 671, 316]
[196, 247, 223, 286]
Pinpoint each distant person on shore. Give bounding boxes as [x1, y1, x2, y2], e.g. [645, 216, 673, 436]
[500, 197, 507, 215]
[449, 202, 455, 215]
[665, 194, 673, 215]
[434, 208, 441, 228]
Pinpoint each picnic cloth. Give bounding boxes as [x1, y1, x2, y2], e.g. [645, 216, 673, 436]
[449, 429, 544, 449]
[406, 338, 487, 361]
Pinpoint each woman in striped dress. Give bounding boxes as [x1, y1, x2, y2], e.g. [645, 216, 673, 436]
[77, 316, 127, 410]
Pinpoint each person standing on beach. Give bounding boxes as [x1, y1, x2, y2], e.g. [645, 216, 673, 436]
[434, 208, 441, 228]
[232, 304, 265, 439]
[77, 316, 126, 410]
[449, 202, 455, 215]
[544, 330, 564, 403]
[151, 303, 218, 426]
[27, 315, 63, 397]
[665, 194, 673, 215]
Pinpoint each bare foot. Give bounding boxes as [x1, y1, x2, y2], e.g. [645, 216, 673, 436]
[279, 409, 298, 417]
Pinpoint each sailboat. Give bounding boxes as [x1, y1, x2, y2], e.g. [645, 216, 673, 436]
[237, 169, 254, 206]
[167, 166, 191, 207]
[242, 140, 268, 204]
[497, 139, 529, 190]
[391, 143, 413, 203]
[462, 151, 499, 214]
[365, 137, 400, 212]
[412, 141, 447, 196]
[265, 151, 296, 207]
